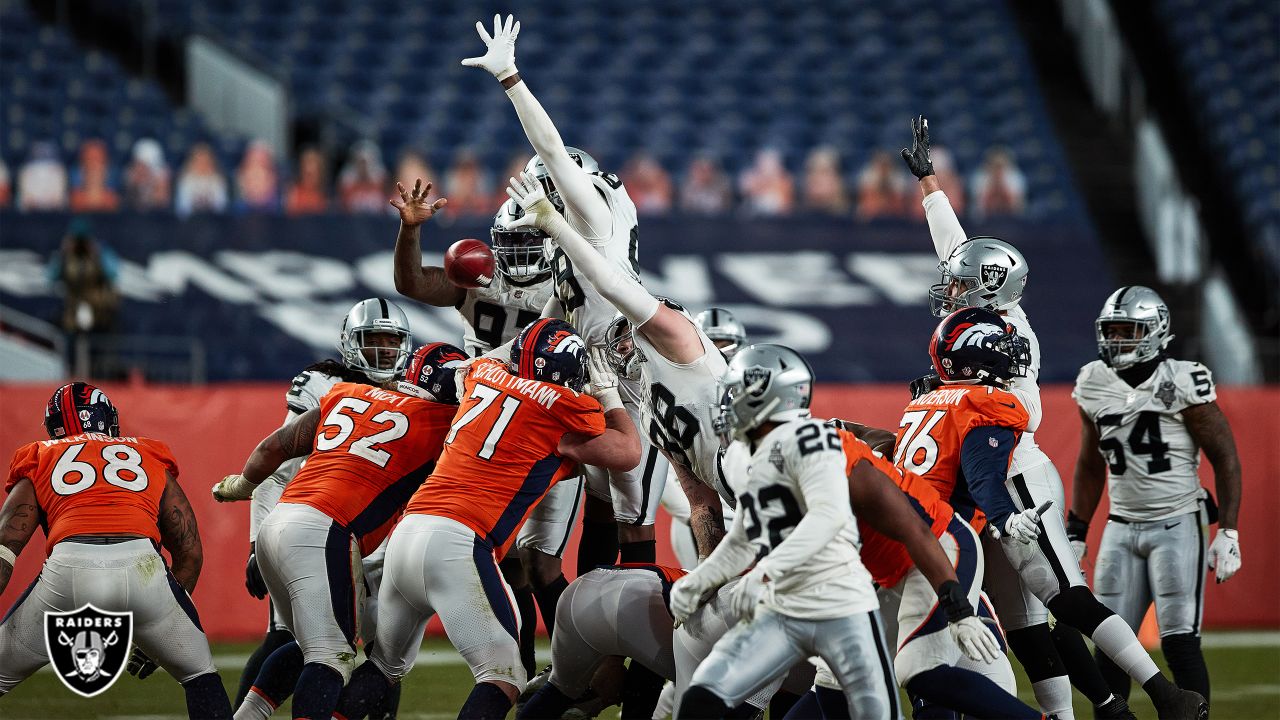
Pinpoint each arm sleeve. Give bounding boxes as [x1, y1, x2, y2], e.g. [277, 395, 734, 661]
[921, 190, 969, 261]
[541, 211, 660, 326]
[505, 83, 612, 241]
[959, 426, 1022, 528]
[756, 439, 855, 581]
[685, 499, 758, 589]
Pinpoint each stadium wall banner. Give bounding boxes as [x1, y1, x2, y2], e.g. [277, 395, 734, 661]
[0, 211, 1112, 383]
[1, 382, 1275, 640]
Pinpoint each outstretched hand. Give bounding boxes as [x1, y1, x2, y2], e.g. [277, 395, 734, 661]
[460, 14, 520, 81]
[505, 171, 557, 231]
[900, 115, 935, 180]
[389, 179, 447, 227]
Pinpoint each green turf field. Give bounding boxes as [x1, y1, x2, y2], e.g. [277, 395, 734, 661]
[4, 635, 1277, 719]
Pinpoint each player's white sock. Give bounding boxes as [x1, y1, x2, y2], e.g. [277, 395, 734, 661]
[233, 688, 275, 720]
[1031, 676, 1075, 719]
[652, 681, 675, 719]
[1091, 615, 1160, 682]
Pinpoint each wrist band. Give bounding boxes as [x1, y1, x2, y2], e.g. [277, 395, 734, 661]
[0, 544, 17, 568]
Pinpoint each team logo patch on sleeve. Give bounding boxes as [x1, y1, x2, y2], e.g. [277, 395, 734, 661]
[1155, 381, 1177, 409]
[44, 605, 133, 697]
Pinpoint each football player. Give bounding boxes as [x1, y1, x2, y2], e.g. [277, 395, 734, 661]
[519, 568, 784, 719]
[1070, 286, 1242, 704]
[463, 14, 668, 569]
[669, 345, 998, 720]
[0, 384, 231, 717]
[390, 179, 569, 678]
[901, 116, 1137, 720]
[233, 297, 413, 714]
[212, 343, 466, 720]
[659, 308, 746, 571]
[506, 172, 730, 561]
[334, 319, 640, 720]
[896, 307, 1208, 720]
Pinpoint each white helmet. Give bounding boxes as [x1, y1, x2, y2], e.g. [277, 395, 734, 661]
[929, 236, 1028, 317]
[1095, 285, 1173, 368]
[338, 298, 413, 382]
[523, 147, 600, 213]
[714, 344, 813, 444]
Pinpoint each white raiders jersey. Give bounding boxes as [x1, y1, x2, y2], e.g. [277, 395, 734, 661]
[548, 171, 641, 347]
[456, 273, 554, 356]
[1001, 307, 1048, 475]
[720, 420, 879, 619]
[633, 322, 733, 503]
[1073, 358, 1216, 521]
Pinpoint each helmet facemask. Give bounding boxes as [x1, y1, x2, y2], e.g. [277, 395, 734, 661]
[1096, 318, 1165, 369]
[343, 329, 411, 383]
[492, 199, 552, 283]
[604, 316, 644, 382]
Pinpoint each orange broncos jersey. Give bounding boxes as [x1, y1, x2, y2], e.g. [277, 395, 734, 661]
[891, 385, 1029, 533]
[834, 426, 955, 588]
[281, 382, 456, 548]
[406, 358, 606, 558]
[6, 433, 176, 552]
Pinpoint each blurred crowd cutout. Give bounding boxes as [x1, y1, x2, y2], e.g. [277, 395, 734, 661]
[3, 136, 1031, 222]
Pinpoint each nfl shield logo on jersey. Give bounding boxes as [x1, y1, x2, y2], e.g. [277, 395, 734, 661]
[980, 263, 1008, 290]
[44, 605, 133, 697]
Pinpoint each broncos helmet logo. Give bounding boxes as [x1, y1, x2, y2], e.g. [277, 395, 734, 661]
[943, 321, 1007, 351]
[546, 329, 586, 357]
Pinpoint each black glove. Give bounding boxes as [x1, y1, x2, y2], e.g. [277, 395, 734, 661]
[245, 547, 268, 599]
[936, 580, 974, 622]
[1065, 511, 1089, 544]
[909, 373, 942, 400]
[900, 115, 934, 179]
[127, 647, 159, 679]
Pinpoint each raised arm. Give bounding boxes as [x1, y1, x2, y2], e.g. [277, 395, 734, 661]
[158, 473, 203, 593]
[507, 172, 704, 363]
[0, 478, 38, 595]
[901, 115, 967, 260]
[461, 15, 612, 240]
[213, 408, 321, 502]
[388, 178, 463, 307]
[558, 407, 642, 471]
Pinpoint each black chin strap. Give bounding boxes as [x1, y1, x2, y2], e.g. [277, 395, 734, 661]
[1115, 354, 1165, 387]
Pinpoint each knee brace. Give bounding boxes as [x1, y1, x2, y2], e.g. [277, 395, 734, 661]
[1046, 585, 1114, 636]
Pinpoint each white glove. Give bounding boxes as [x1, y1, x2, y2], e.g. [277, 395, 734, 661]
[212, 474, 258, 502]
[583, 347, 623, 412]
[669, 573, 715, 627]
[460, 14, 520, 81]
[991, 500, 1052, 544]
[731, 565, 772, 621]
[949, 616, 1002, 664]
[505, 171, 558, 231]
[1208, 528, 1241, 583]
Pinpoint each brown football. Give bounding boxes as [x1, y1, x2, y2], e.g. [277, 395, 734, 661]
[444, 239, 495, 289]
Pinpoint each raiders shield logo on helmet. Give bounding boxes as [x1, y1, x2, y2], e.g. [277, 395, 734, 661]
[980, 263, 1008, 291]
[44, 605, 133, 697]
[743, 367, 772, 397]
